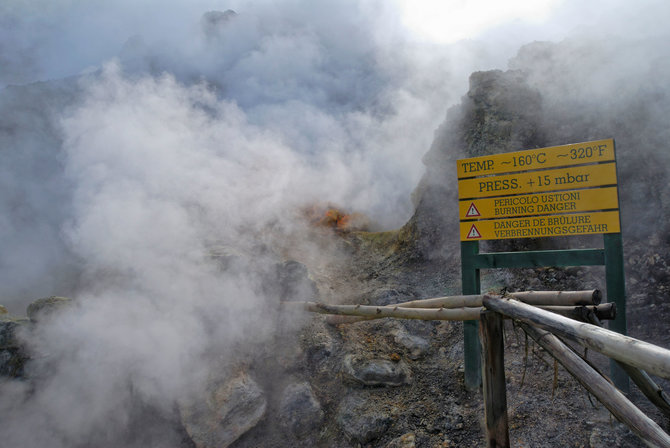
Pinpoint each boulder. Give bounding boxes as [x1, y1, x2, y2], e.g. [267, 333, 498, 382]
[336, 394, 392, 445]
[386, 432, 416, 448]
[393, 328, 429, 360]
[278, 381, 324, 438]
[0, 316, 29, 377]
[0, 317, 26, 349]
[179, 373, 266, 448]
[26, 296, 74, 323]
[343, 354, 411, 386]
[273, 260, 318, 302]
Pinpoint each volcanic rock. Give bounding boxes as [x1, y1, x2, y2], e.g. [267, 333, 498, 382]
[343, 354, 411, 386]
[278, 381, 324, 438]
[385, 432, 416, 448]
[393, 327, 429, 360]
[336, 393, 392, 444]
[0, 316, 29, 377]
[179, 372, 267, 448]
[273, 260, 318, 302]
[26, 296, 74, 323]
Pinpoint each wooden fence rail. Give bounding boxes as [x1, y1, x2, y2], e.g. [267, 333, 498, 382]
[284, 290, 670, 448]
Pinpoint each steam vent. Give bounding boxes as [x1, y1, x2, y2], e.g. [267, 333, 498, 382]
[2, 4, 670, 448]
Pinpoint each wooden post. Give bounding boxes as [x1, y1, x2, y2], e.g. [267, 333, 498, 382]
[521, 323, 670, 448]
[582, 311, 670, 419]
[618, 362, 670, 420]
[480, 310, 510, 448]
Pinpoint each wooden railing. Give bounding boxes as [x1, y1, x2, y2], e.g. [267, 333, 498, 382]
[285, 290, 670, 448]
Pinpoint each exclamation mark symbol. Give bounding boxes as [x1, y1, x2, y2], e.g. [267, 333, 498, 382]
[467, 224, 482, 239]
[466, 203, 481, 217]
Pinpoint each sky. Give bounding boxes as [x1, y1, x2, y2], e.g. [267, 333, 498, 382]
[398, 0, 562, 44]
[3, 0, 658, 87]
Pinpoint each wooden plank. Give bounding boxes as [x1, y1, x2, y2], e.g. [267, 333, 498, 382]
[483, 296, 670, 380]
[582, 311, 670, 419]
[343, 289, 600, 309]
[540, 303, 616, 322]
[297, 302, 482, 321]
[322, 303, 613, 325]
[286, 290, 604, 325]
[617, 362, 670, 420]
[521, 323, 670, 448]
[480, 311, 510, 448]
[510, 290, 601, 306]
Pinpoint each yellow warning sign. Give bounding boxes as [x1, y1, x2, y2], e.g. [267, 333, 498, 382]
[459, 187, 619, 220]
[458, 162, 617, 199]
[459, 211, 620, 241]
[456, 138, 615, 179]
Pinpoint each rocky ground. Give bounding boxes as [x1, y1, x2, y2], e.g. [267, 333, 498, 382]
[5, 223, 669, 448]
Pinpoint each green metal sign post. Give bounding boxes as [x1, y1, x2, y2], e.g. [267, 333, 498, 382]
[460, 235, 628, 392]
[457, 139, 628, 392]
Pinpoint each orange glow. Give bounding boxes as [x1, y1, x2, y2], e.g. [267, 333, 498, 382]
[301, 203, 369, 232]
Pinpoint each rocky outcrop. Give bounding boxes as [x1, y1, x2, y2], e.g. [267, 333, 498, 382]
[179, 373, 267, 448]
[26, 296, 74, 323]
[404, 69, 547, 259]
[0, 316, 29, 377]
[343, 354, 411, 387]
[336, 393, 393, 445]
[278, 381, 324, 438]
[393, 327, 429, 360]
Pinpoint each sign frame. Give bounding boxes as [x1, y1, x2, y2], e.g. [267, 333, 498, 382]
[458, 139, 627, 394]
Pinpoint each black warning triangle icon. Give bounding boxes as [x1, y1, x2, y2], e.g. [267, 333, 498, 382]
[465, 202, 481, 217]
[467, 224, 482, 239]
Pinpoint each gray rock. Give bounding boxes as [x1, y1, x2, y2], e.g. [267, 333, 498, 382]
[336, 394, 392, 444]
[26, 296, 74, 323]
[179, 373, 267, 448]
[273, 260, 318, 302]
[0, 316, 28, 348]
[0, 317, 29, 377]
[304, 320, 334, 365]
[343, 354, 411, 386]
[393, 328, 429, 360]
[386, 432, 416, 448]
[279, 381, 324, 438]
[0, 348, 27, 377]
